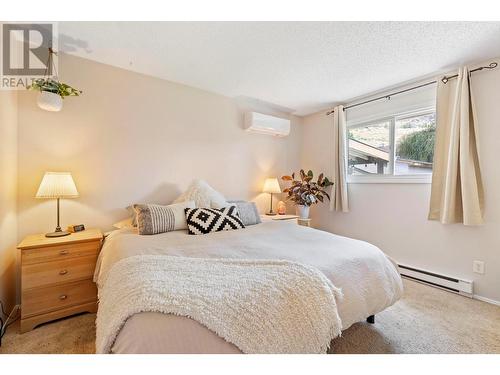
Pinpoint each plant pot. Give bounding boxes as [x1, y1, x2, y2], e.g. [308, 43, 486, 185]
[37, 91, 63, 112]
[296, 205, 310, 219]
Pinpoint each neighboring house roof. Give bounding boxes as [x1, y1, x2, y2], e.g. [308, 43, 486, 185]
[348, 138, 433, 168]
[348, 138, 389, 163]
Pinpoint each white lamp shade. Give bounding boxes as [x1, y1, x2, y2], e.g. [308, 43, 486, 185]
[36, 172, 79, 198]
[263, 177, 282, 194]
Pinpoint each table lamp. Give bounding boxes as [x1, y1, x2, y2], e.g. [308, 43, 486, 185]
[263, 177, 281, 216]
[36, 172, 79, 237]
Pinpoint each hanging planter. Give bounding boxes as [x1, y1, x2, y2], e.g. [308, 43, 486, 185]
[37, 89, 63, 112]
[30, 78, 82, 111]
[27, 48, 82, 112]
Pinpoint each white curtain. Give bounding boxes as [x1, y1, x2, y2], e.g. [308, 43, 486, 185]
[428, 67, 484, 225]
[330, 105, 349, 212]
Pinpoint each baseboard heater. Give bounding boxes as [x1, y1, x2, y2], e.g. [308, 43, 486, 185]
[398, 264, 473, 297]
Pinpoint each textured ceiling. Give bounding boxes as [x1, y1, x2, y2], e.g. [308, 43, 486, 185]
[59, 22, 500, 116]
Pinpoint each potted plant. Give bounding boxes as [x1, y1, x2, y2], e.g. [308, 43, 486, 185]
[281, 170, 334, 219]
[28, 78, 82, 112]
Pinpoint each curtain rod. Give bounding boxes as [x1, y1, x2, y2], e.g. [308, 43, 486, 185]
[326, 62, 498, 116]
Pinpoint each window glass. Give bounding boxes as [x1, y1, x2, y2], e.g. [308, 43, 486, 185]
[395, 113, 435, 175]
[348, 121, 391, 175]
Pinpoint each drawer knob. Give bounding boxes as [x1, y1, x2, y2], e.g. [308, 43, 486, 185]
[59, 250, 69, 255]
[59, 294, 68, 300]
[59, 269, 68, 275]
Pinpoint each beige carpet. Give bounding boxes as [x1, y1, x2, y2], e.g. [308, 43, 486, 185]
[1, 279, 499, 354]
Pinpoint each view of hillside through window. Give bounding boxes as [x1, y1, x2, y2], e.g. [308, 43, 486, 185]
[395, 113, 435, 174]
[348, 112, 436, 176]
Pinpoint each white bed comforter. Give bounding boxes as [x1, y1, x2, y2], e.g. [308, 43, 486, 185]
[96, 255, 343, 354]
[95, 221, 403, 353]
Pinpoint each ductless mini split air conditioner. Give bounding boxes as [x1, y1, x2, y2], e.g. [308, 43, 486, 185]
[244, 112, 291, 137]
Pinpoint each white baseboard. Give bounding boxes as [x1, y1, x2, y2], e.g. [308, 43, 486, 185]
[473, 295, 500, 306]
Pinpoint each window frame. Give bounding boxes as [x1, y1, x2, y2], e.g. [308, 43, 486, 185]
[346, 107, 435, 184]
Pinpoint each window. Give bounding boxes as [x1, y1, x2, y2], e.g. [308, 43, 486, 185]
[347, 110, 435, 182]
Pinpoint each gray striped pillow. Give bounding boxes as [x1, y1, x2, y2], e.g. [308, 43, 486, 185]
[134, 201, 195, 235]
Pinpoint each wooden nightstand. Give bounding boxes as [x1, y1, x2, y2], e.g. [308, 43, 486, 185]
[297, 218, 312, 227]
[261, 215, 313, 228]
[260, 214, 299, 224]
[17, 228, 103, 333]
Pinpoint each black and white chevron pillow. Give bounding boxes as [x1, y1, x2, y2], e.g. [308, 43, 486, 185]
[185, 206, 245, 235]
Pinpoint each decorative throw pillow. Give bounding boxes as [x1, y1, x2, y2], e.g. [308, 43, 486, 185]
[174, 179, 228, 208]
[227, 200, 262, 226]
[134, 201, 195, 235]
[185, 206, 245, 235]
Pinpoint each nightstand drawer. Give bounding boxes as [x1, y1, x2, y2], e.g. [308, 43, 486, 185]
[22, 241, 100, 265]
[22, 279, 97, 318]
[22, 254, 98, 289]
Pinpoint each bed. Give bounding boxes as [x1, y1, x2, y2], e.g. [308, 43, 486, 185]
[94, 220, 403, 354]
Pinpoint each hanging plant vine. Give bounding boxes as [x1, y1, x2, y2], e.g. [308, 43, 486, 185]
[27, 48, 82, 98]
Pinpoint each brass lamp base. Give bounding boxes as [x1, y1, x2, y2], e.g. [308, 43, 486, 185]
[45, 198, 71, 238]
[265, 193, 278, 216]
[45, 230, 70, 238]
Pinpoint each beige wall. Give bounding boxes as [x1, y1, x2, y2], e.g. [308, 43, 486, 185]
[301, 61, 500, 303]
[0, 91, 18, 312]
[12, 51, 499, 307]
[16, 54, 302, 241]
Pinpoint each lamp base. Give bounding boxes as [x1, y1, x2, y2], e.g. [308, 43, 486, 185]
[265, 211, 277, 216]
[45, 230, 71, 238]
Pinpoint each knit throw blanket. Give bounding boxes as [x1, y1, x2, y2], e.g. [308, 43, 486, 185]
[96, 255, 343, 354]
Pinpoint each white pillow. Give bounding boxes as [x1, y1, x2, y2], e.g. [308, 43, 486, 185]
[174, 179, 228, 208]
[112, 217, 134, 229]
